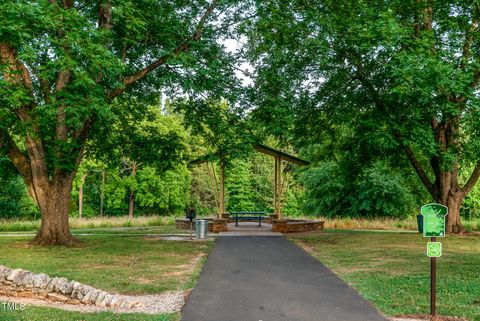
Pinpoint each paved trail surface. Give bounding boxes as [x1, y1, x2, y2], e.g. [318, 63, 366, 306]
[181, 236, 388, 321]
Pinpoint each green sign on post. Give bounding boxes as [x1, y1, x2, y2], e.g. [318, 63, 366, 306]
[420, 203, 448, 319]
[421, 203, 448, 237]
[427, 242, 442, 257]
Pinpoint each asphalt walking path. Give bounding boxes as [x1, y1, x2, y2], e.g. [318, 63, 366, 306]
[181, 235, 388, 321]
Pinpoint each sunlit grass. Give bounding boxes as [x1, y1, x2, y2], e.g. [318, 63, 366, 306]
[0, 306, 179, 321]
[0, 234, 211, 320]
[288, 215, 480, 232]
[0, 215, 178, 232]
[290, 230, 480, 320]
[0, 235, 212, 294]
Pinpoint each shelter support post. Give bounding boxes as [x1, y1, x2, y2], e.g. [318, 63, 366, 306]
[274, 156, 277, 214]
[274, 156, 282, 220]
[219, 161, 225, 217]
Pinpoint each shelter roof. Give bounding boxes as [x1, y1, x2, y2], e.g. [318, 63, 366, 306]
[253, 144, 309, 166]
[190, 144, 309, 166]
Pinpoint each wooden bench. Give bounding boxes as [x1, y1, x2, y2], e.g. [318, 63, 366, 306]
[229, 211, 266, 227]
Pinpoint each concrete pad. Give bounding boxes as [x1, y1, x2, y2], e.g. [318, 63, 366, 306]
[221, 222, 281, 236]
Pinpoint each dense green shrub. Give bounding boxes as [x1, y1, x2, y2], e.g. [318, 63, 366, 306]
[0, 157, 39, 219]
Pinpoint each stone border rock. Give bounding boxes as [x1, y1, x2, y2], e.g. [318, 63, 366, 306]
[175, 218, 228, 232]
[272, 219, 325, 233]
[0, 265, 141, 309]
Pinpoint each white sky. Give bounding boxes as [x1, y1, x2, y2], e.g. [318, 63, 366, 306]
[220, 37, 254, 87]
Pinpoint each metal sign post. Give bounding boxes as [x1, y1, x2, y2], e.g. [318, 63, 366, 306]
[421, 203, 447, 319]
[430, 236, 436, 316]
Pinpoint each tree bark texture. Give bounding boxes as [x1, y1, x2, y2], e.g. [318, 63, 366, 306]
[32, 178, 79, 246]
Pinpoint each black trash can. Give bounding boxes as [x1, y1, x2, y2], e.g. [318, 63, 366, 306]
[417, 214, 423, 234]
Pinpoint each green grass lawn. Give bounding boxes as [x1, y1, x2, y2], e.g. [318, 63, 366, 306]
[0, 306, 178, 321]
[289, 230, 480, 321]
[0, 215, 183, 233]
[0, 235, 212, 321]
[0, 225, 187, 235]
[71, 225, 187, 234]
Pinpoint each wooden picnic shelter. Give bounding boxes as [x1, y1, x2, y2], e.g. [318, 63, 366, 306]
[191, 144, 309, 220]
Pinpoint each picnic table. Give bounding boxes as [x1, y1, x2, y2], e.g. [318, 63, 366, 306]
[229, 211, 266, 227]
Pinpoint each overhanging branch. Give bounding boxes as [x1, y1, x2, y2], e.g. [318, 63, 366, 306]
[108, 0, 219, 99]
[404, 144, 436, 197]
[0, 129, 32, 184]
[461, 160, 480, 195]
[352, 55, 436, 197]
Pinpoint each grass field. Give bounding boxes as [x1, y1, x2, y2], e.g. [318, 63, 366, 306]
[0, 215, 179, 232]
[0, 225, 186, 235]
[0, 234, 212, 321]
[1, 215, 479, 233]
[294, 216, 480, 232]
[0, 306, 178, 321]
[289, 230, 480, 321]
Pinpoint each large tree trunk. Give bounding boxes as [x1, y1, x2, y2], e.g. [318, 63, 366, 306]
[441, 190, 465, 234]
[430, 159, 465, 234]
[32, 179, 79, 246]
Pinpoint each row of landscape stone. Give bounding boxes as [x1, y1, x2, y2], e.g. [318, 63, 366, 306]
[0, 265, 142, 309]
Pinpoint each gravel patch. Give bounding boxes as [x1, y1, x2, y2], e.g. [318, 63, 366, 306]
[0, 291, 185, 314]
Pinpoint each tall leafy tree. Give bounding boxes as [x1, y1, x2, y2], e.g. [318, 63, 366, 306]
[101, 102, 179, 216]
[246, 0, 480, 233]
[0, 0, 244, 245]
[102, 103, 189, 218]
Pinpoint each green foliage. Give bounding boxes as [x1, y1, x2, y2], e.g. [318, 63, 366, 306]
[72, 106, 193, 217]
[136, 165, 191, 215]
[0, 174, 25, 218]
[301, 156, 423, 219]
[177, 99, 256, 166]
[461, 162, 480, 220]
[301, 162, 347, 217]
[250, 152, 274, 213]
[101, 103, 190, 170]
[0, 0, 250, 242]
[72, 104, 193, 217]
[245, 0, 480, 221]
[226, 159, 255, 211]
[189, 164, 219, 216]
[354, 162, 417, 217]
[282, 187, 302, 216]
[0, 157, 38, 219]
[102, 171, 128, 214]
[74, 161, 191, 217]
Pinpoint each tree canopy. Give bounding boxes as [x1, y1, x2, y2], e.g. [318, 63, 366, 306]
[0, 0, 247, 245]
[3, 0, 480, 245]
[244, 0, 480, 232]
